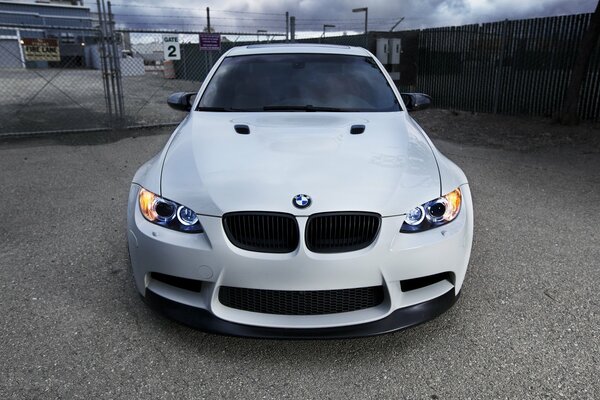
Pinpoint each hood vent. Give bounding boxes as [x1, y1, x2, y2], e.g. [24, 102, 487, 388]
[234, 124, 250, 134]
[350, 124, 365, 134]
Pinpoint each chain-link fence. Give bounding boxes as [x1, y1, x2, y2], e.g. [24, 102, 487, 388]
[0, 21, 363, 136]
[113, 30, 205, 128]
[0, 25, 111, 135]
[116, 31, 368, 127]
[0, 2, 382, 136]
[0, 25, 290, 136]
[4, 12, 597, 137]
[0, 26, 251, 136]
[116, 30, 273, 128]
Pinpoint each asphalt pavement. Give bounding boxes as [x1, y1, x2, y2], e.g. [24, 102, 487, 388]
[0, 128, 598, 399]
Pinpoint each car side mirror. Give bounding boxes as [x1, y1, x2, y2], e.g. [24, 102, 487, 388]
[400, 93, 432, 112]
[167, 92, 196, 112]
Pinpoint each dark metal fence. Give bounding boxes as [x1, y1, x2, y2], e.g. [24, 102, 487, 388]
[414, 13, 600, 121]
[172, 33, 366, 82]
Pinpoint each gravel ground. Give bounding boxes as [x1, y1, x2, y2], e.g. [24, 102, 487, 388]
[413, 109, 600, 151]
[0, 112, 599, 399]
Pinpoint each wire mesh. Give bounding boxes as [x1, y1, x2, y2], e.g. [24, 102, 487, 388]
[116, 31, 210, 128]
[1, 13, 598, 136]
[0, 25, 110, 135]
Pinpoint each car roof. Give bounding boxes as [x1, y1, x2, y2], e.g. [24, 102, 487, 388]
[226, 44, 372, 57]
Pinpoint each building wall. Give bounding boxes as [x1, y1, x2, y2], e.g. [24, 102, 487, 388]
[0, 1, 92, 28]
[0, 1, 93, 69]
[0, 38, 21, 68]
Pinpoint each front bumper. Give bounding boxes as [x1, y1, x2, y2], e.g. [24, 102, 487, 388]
[145, 287, 459, 339]
[127, 183, 473, 337]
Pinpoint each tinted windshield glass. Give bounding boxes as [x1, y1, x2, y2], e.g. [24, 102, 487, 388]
[197, 53, 401, 112]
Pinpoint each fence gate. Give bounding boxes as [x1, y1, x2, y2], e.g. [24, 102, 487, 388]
[114, 29, 211, 128]
[0, 24, 111, 136]
[0, 0, 363, 137]
[115, 29, 296, 128]
[0, 2, 229, 136]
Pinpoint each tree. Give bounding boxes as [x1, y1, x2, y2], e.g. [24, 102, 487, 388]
[558, 1, 600, 125]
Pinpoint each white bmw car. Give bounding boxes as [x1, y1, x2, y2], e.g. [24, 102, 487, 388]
[127, 44, 473, 338]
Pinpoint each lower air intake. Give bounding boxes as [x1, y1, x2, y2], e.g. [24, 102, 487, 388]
[218, 285, 385, 315]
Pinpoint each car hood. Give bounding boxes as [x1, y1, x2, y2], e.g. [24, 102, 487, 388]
[160, 112, 440, 217]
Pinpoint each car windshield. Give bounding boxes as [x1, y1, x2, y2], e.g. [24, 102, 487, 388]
[197, 53, 401, 112]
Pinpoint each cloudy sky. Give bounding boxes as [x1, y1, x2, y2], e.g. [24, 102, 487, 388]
[106, 0, 598, 36]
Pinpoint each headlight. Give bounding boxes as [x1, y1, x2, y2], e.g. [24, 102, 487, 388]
[400, 188, 462, 233]
[138, 188, 203, 233]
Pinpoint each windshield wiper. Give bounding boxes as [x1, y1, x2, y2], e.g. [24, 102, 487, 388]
[196, 106, 233, 111]
[196, 106, 255, 112]
[263, 105, 345, 112]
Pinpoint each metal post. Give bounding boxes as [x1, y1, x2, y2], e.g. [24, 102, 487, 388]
[322, 24, 335, 38]
[100, 0, 118, 123]
[182, 42, 188, 80]
[290, 16, 295, 42]
[389, 17, 405, 32]
[206, 7, 211, 33]
[107, 1, 124, 119]
[365, 8, 368, 45]
[96, 0, 113, 124]
[206, 7, 213, 70]
[257, 30, 267, 42]
[352, 7, 368, 48]
[15, 29, 26, 68]
[493, 19, 509, 114]
[286, 12, 290, 42]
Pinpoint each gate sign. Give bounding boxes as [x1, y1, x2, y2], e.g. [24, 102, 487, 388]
[22, 38, 60, 61]
[199, 33, 221, 51]
[163, 35, 181, 60]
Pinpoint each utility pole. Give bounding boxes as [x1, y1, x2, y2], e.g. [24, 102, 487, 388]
[290, 16, 296, 42]
[286, 12, 289, 42]
[322, 24, 335, 38]
[257, 29, 267, 42]
[352, 7, 368, 48]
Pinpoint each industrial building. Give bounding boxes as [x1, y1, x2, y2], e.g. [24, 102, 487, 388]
[0, 0, 93, 68]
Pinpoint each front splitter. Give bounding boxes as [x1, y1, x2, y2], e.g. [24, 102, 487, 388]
[144, 288, 459, 339]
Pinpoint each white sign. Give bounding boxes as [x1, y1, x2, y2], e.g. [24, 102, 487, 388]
[22, 38, 60, 61]
[163, 35, 180, 60]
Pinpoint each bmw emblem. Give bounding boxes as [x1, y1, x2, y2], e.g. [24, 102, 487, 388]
[293, 194, 311, 209]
